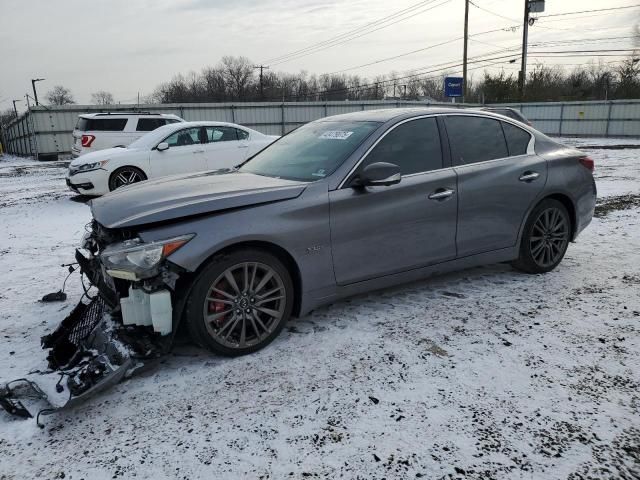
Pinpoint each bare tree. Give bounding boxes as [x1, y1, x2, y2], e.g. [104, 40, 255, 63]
[46, 85, 75, 105]
[91, 91, 114, 105]
[221, 56, 255, 100]
[0, 108, 17, 126]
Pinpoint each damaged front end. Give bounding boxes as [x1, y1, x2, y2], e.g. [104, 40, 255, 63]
[0, 221, 192, 424]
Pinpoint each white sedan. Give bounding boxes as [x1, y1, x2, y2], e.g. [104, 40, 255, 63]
[66, 121, 279, 196]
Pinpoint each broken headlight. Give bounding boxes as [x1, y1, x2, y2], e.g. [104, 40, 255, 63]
[100, 234, 194, 280]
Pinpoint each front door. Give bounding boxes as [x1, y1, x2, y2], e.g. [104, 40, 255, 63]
[443, 115, 548, 257]
[150, 126, 207, 177]
[330, 117, 458, 285]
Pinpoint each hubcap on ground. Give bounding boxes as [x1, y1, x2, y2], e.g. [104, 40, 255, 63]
[203, 262, 286, 349]
[113, 170, 142, 189]
[529, 207, 569, 267]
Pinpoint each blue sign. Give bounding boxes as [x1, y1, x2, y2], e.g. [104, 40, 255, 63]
[444, 77, 463, 97]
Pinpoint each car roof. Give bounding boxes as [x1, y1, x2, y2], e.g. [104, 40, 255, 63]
[315, 107, 515, 123]
[79, 112, 182, 119]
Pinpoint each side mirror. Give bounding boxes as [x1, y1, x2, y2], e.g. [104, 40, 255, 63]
[355, 162, 401, 187]
[156, 142, 169, 152]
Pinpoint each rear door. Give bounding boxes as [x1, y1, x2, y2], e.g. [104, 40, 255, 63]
[443, 115, 547, 257]
[329, 116, 458, 285]
[202, 126, 249, 170]
[149, 126, 207, 177]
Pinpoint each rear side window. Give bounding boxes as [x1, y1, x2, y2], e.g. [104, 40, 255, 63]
[83, 118, 128, 131]
[237, 129, 249, 140]
[205, 126, 241, 142]
[502, 122, 531, 156]
[445, 116, 508, 166]
[361, 117, 442, 175]
[136, 118, 166, 131]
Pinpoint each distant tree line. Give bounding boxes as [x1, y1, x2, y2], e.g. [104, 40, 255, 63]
[2, 55, 639, 126]
[150, 55, 640, 104]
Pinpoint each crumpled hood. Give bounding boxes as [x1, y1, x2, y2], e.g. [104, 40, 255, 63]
[90, 170, 307, 228]
[70, 147, 136, 166]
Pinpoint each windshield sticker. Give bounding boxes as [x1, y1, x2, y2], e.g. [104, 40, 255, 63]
[320, 130, 354, 140]
[311, 169, 327, 177]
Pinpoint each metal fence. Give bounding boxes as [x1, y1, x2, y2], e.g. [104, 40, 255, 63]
[2, 99, 640, 159]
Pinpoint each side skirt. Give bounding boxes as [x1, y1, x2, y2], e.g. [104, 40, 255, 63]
[299, 247, 518, 316]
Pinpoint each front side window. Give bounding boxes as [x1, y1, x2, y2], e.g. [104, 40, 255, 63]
[358, 117, 442, 176]
[163, 127, 202, 147]
[239, 121, 380, 182]
[502, 122, 531, 156]
[445, 116, 508, 166]
[136, 118, 166, 131]
[205, 126, 240, 143]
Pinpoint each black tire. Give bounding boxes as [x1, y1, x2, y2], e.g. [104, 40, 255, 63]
[184, 249, 294, 356]
[108, 166, 147, 191]
[512, 199, 571, 274]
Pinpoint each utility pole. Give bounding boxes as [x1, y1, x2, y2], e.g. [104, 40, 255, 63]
[12, 99, 20, 117]
[462, 0, 469, 102]
[31, 78, 45, 106]
[253, 65, 270, 100]
[519, 0, 530, 99]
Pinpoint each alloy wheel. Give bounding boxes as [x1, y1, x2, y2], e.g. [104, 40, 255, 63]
[202, 262, 286, 349]
[529, 207, 569, 268]
[112, 169, 143, 189]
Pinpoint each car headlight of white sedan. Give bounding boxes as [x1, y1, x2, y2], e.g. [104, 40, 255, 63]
[69, 159, 110, 175]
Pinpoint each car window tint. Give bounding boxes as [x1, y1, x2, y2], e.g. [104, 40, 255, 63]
[360, 117, 442, 175]
[164, 127, 202, 147]
[84, 118, 128, 131]
[136, 118, 166, 131]
[445, 116, 508, 166]
[502, 122, 531, 156]
[236, 129, 249, 140]
[205, 126, 239, 143]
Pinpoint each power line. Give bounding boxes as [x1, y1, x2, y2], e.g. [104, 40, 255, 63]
[537, 4, 640, 18]
[468, 0, 520, 22]
[261, 0, 443, 65]
[327, 24, 523, 75]
[268, 0, 453, 67]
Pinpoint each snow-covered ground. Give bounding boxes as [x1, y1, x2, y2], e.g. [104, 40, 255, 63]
[0, 139, 639, 480]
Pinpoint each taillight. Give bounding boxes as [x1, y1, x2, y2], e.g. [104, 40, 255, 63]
[579, 157, 594, 172]
[81, 135, 96, 147]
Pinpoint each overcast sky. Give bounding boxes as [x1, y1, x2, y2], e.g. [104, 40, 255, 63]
[0, 0, 637, 109]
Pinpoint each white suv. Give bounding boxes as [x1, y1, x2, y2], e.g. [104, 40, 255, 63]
[71, 112, 184, 157]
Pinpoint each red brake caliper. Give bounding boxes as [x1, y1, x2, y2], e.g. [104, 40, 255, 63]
[208, 280, 229, 327]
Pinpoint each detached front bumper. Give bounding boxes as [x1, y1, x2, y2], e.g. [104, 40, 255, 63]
[0, 249, 179, 423]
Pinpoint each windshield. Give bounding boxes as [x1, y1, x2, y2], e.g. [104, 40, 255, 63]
[127, 123, 181, 150]
[239, 120, 380, 181]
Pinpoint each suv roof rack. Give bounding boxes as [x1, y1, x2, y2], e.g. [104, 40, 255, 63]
[92, 112, 159, 116]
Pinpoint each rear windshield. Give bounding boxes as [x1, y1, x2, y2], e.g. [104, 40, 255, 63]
[239, 121, 380, 181]
[76, 118, 128, 131]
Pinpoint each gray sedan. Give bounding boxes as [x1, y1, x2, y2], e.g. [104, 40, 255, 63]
[84, 107, 596, 356]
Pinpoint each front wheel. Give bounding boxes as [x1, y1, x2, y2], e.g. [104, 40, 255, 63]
[108, 166, 147, 191]
[185, 249, 294, 356]
[512, 199, 571, 274]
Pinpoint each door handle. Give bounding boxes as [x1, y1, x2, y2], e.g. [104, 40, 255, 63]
[519, 171, 539, 182]
[193, 149, 205, 154]
[238, 145, 249, 149]
[428, 188, 455, 200]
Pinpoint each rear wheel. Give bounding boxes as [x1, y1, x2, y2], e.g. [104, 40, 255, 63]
[513, 199, 571, 274]
[108, 166, 147, 191]
[185, 249, 294, 356]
